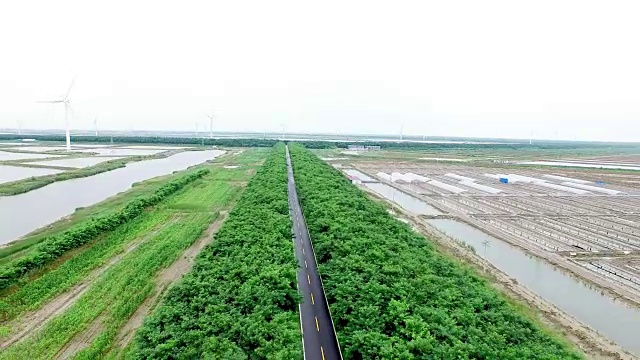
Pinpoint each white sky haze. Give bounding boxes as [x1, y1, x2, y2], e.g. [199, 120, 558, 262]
[1, 1, 639, 141]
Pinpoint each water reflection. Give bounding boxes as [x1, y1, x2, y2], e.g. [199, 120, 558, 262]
[427, 218, 640, 355]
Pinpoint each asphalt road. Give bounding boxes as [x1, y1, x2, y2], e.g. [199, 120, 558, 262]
[286, 146, 342, 360]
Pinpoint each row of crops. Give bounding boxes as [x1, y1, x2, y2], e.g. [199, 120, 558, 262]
[131, 144, 302, 358]
[288, 144, 580, 359]
[0, 168, 209, 291]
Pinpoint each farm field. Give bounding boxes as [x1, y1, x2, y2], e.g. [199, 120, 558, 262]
[289, 144, 581, 359]
[0, 148, 266, 359]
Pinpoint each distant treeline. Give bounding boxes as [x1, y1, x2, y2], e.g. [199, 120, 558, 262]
[0, 134, 631, 150]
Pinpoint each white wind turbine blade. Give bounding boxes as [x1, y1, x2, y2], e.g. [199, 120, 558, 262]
[64, 78, 75, 102]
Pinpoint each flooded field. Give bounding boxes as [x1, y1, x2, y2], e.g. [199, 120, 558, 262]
[0, 150, 224, 244]
[0, 165, 64, 185]
[0, 151, 62, 161]
[428, 219, 640, 355]
[29, 157, 122, 168]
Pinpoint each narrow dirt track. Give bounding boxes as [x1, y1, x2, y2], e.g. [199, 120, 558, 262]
[115, 210, 230, 349]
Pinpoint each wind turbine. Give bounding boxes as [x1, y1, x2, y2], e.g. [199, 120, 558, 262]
[17, 119, 23, 135]
[38, 79, 74, 151]
[94, 115, 99, 137]
[206, 110, 214, 138]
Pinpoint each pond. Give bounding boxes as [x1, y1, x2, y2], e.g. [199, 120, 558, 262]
[0, 151, 63, 161]
[77, 148, 167, 156]
[0, 165, 64, 185]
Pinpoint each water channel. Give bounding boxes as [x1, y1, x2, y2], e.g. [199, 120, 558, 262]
[0, 150, 224, 245]
[364, 182, 442, 216]
[343, 169, 442, 216]
[427, 218, 640, 355]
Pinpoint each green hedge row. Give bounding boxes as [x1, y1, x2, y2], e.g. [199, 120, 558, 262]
[132, 144, 301, 359]
[0, 168, 209, 291]
[288, 144, 580, 359]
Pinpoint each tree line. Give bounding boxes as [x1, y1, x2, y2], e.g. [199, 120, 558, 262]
[0, 133, 613, 150]
[131, 144, 302, 359]
[288, 144, 581, 359]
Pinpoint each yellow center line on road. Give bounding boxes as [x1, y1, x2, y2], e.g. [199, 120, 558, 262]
[321, 346, 325, 360]
[307, 274, 311, 284]
[311, 293, 315, 305]
[315, 316, 320, 331]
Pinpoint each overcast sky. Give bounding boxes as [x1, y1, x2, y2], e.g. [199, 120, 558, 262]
[1, 1, 639, 141]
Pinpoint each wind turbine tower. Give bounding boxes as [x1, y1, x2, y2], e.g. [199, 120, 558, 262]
[206, 110, 214, 138]
[94, 115, 99, 137]
[38, 79, 75, 151]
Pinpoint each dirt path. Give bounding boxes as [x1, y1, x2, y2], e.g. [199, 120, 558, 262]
[54, 314, 105, 359]
[0, 218, 179, 349]
[363, 188, 637, 359]
[114, 210, 230, 350]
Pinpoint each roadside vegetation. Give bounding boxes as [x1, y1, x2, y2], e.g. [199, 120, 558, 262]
[288, 144, 581, 359]
[0, 149, 264, 359]
[131, 143, 301, 359]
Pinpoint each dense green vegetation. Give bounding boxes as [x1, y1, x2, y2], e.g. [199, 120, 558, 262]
[132, 144, 301, 359]
[288, 144, 581, 359]
[0, 169, 209, 291]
